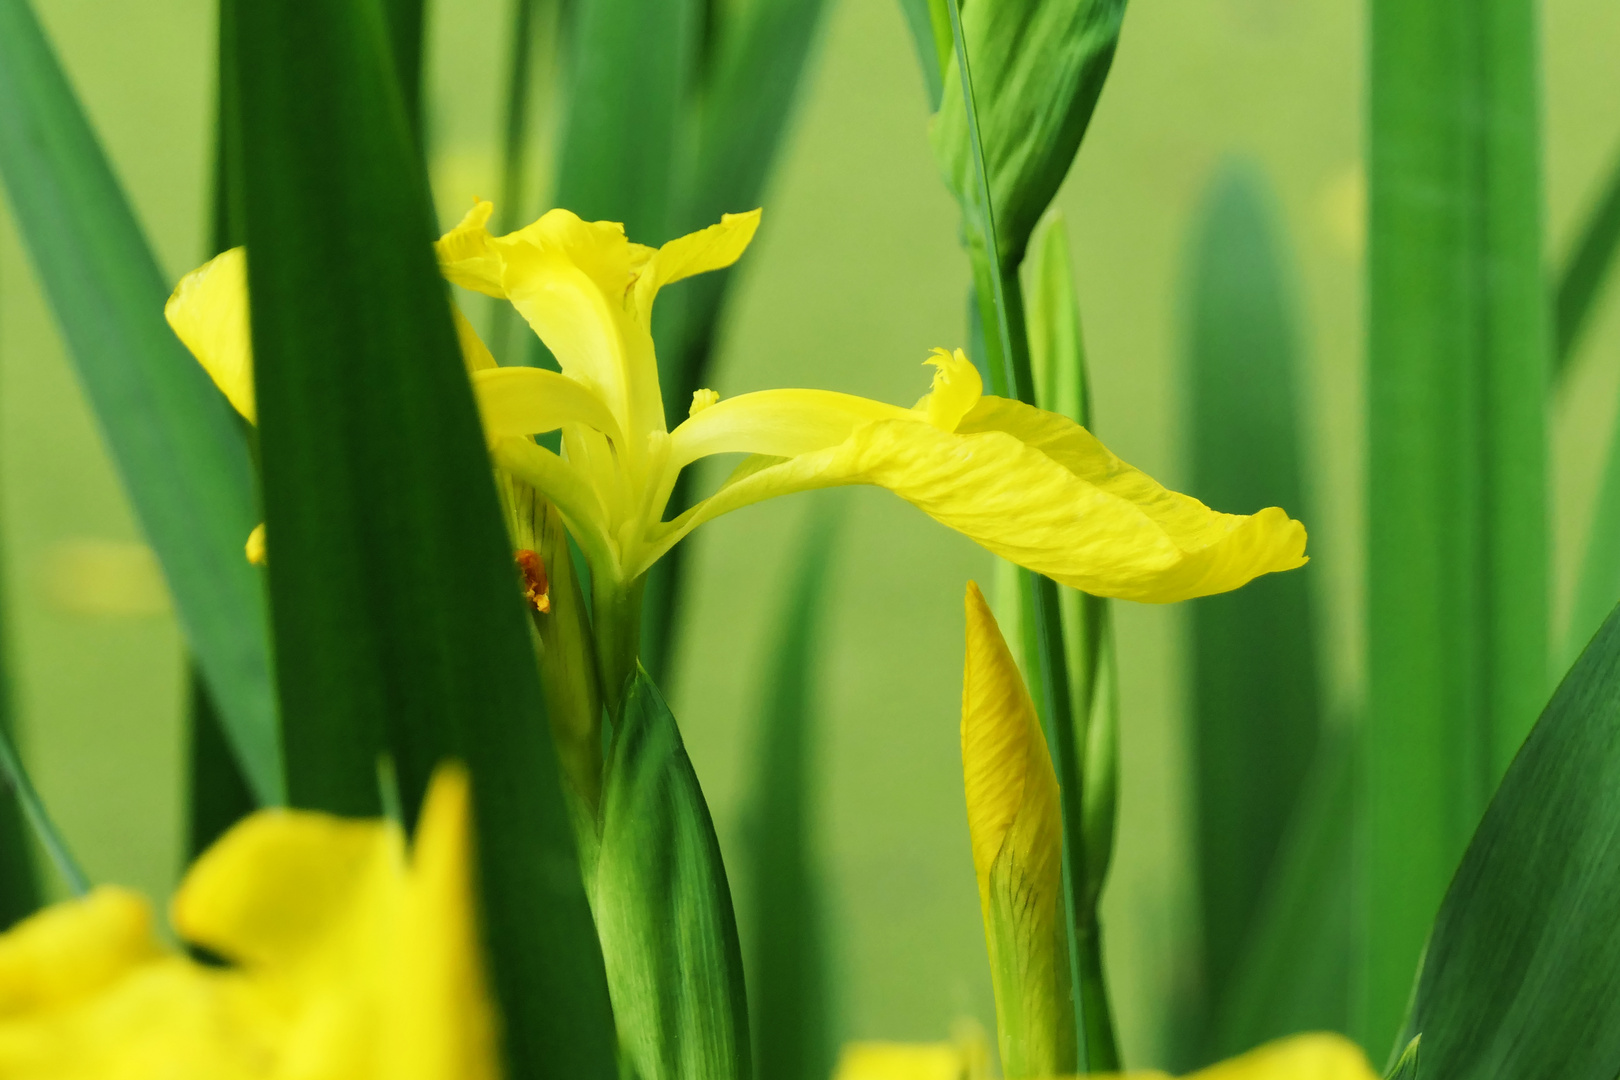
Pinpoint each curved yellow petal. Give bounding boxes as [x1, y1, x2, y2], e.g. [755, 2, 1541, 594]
[0, 887, 162, 1016]
[915, 347, 983, 431]
[630, 209, 762, 322]
[668, 387, 913, 467]
[833, 1043, 967, 1080]
[473, 366, 624, 444]
[435, 200, 506, 298]
[1187, 1033, 1377, 1080]
[649, 405, 1305, 600]
[381, 764, 500, 1080]
[164, 247, 255, 422]
[172, 808, 403, 978]
[491, 434, 620, 580]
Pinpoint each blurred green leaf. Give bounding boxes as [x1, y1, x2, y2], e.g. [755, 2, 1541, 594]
[896, 0, 948, 109]
[597, 669, 751, 1080]
[228, 3, 615, 1076]
[1180, 160, 1330, 1061]
[1364, 0, 1548, 1053]
[0, 488, 39, 922]
[378, 0, 425, 136]
[743, 505, 841, 1080]
[0, 0, 281, 806]
[931, 0, 1126, 268]
[642, 0, 833, 680]
[1213, 727, 1353, 1059]
[1395, 601, 1620, 1080]
[1553, 145, 1620, 374]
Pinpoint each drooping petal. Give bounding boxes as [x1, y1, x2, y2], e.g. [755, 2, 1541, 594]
[473, 366, 624, 444]
[646, 410, 1305, 600]
[171, 807, 403, 981]
[629, 209, 762, 324]
[667, 387, 913, 467]
[961, 583, 1072, 1079]
[435, 200, 505, 298]
[164, 247, 255, 422]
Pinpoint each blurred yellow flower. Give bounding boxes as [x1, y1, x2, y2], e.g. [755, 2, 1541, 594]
[0, 766, 497, 1079]
[832, 1032, 1376, 1080]
[166, 203, 1307, 602]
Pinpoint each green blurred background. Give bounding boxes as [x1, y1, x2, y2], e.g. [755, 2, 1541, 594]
[2, 0, 1617, 1066]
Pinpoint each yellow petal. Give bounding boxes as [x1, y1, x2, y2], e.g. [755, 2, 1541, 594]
[833, 1042, 968, 1080]
[245, 523, 266, 565]
[916, 348, 983, 431]
[473, 366, 625, 444]
[435, 200, 506, 298]
[491, 434, 620, 579]
[0, 887, 162, 1016]
[668, 387, 913, 467]
[452, 304, 498, 374]
[1187, 1033, 1377, 1080]
[381, 764, 500, 1080]
[172, 807, 403, 980]
[164, 247, 255, 423]
[651, 403, 1305, 601]
[630, 209, 762, 322]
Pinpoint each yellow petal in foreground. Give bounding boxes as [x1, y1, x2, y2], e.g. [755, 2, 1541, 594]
[962, 582, 1073, 1079]
[164, 246, 254, 422]
[0, 765, 496, 1080]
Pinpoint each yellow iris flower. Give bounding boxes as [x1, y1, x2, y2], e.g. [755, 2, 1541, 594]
[165, 202, 1306, 601]
[0, 766, 496, 1079]
[833, 1032, 1377, 1080]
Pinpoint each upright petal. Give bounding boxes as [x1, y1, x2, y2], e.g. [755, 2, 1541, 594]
[435, 200, 506, 298]
[629, 210, 762, 323]
[648, 410, 1305, 601]
[165, 247, 255, 422]
[961, 583, 1073, 1079]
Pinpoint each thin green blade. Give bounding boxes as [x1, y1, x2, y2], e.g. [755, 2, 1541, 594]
[1180, 160, 1329, 1060]
[185, 665, 255, 861]
[0, 0, 281, 806]
[744, 506, 841, 1080]
[1396, 601, 1620, 1080]
[597, 669, 752, 1080]
[1553, 145, 1620, 374]
[229, 2, 615, 1076]
[1364, 0, 1548, 1053]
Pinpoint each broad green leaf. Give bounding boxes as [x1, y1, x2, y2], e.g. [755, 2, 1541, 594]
[227, 3, 615, 1076]
[597, 670, 751, 1080]
[1179, 160, 1328, 1061]
[642, 0, 834, 679]
[1364, 0, 1547, 1051]
[0, 0, 281, 807]
[1395, 601, 1620, 1080]
[185, 665, 254, 861]
[931, 0, 1127, 268]
[1553, 145, 1620, 374]
[743, 507, 841, 1080]
[378, 0, 425, 136]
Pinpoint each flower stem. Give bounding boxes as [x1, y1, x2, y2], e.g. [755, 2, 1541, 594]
[594, 575, 646, 715]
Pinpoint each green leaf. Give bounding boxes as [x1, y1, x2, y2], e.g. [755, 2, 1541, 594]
[896, 0, 949, 109]
[0, 0, 282, 807]
[185, 663, 255, 861]
[931, 0, 1127, 268]
[1364, 0, 1548, 1053]
[1553, 145, 1620, 374]
[1565, 435, 1620, 672]
[1179, 160, 1329, 1059]
[743, 505, 842, 1080]
[377, 0, 425, 137]
[641, 0, 835, 680]
[1395, 601, 1620, 1080]
[597, 669, 752, 1080]
[227, 3, 615, 1076]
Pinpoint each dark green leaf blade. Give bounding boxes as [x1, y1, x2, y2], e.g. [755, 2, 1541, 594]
[229, 3, 615, 1076]
[1180, 159, 1331, 1061]
[185, 664, 255, 861]
[1364, 0, 1548, 1052]
[743, 506, 841, 1080]
[598, 669, 752, 1080]
[0, 0, 281, 806]
[1397, 601, 1620, 1080]
[1553, 145, 1620, 374]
